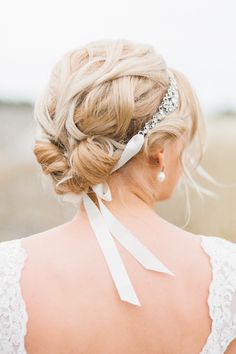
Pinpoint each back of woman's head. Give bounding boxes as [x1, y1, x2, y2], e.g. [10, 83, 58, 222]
[33, 39, 206, 206]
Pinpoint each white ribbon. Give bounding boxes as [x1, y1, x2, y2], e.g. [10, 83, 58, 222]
[61, 133, 176, 306]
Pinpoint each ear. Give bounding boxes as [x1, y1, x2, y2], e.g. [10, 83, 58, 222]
[154, 148, 165, 168]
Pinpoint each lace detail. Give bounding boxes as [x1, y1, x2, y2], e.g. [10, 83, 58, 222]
[199, 235, 236, 354]
[0, 238, 28, 354]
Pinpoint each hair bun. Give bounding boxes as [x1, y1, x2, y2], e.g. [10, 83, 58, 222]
[69, 135, 118, 187]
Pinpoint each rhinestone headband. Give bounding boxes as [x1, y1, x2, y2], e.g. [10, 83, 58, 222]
[137, 69, 179, 138]
[110, 69, 179, 172]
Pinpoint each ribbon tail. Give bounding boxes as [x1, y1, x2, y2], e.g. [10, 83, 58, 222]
[82, 193, 142, 307]
[97, 198, 176, 277]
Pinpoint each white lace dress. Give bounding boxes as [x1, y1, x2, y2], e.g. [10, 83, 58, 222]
[0, 235, 236, 354]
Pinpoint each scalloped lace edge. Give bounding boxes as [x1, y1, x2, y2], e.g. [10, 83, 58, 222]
[0, 238, 29, 354]
[199, 235, 236, 354]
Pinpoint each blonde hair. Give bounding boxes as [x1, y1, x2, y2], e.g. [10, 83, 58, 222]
[33, 39, 206, 217]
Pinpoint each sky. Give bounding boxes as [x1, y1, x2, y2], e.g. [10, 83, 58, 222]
[1, 0, 236, 115]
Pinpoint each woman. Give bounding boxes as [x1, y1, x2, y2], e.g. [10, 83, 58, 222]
[0, 39, 236, 354]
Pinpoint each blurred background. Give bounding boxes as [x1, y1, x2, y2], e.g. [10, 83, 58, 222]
[1, 0, 236, 242]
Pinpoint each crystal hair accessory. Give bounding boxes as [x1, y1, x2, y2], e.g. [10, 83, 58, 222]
[60, 69, 179, 307]
[138, 70, 179, 137]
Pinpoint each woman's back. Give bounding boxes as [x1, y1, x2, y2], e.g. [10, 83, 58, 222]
[1, 211, 236, 354]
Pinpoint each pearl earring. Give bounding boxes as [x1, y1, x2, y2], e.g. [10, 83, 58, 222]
[157, 167, 166, 182]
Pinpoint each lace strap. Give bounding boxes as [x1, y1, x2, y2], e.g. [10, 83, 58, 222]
[199, 235, 236, 354]
[0, 238, 28, 354]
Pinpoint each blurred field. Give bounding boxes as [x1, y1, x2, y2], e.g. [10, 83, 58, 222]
[0, 102, 236, 242]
